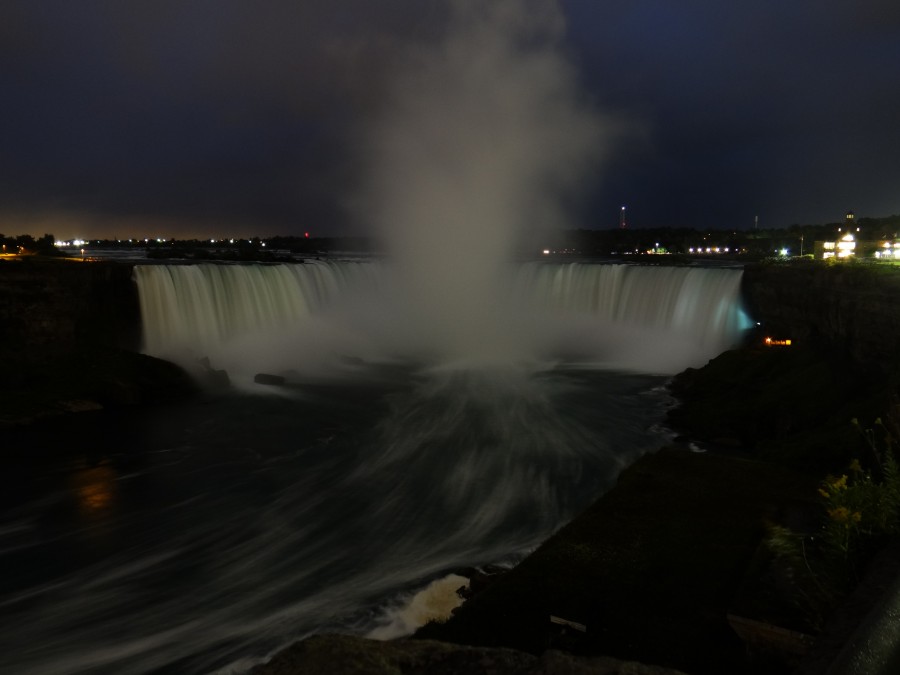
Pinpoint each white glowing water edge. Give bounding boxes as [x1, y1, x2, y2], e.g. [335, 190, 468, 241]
[134, 260, 749, 380]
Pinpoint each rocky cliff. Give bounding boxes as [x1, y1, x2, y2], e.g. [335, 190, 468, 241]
[0, 258, 140, 358]
[0, 258, 191, 427]
[741, 261, 900, 367]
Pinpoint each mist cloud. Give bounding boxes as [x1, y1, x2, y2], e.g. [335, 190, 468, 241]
[361, 0, 615, 253]
[357, 0, 621, 361]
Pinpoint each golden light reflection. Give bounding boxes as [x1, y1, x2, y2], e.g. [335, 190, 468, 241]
[70, 464, 119, 516]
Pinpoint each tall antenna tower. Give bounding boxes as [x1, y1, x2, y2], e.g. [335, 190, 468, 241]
[619, 205, 627, 229]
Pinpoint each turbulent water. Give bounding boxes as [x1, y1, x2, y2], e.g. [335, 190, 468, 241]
[1, 260, 748, 674]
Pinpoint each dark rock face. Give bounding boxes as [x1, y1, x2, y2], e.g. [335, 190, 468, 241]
[0, 259, 193, 426]
[666, 346, 887, 472]
[252, 634, 689, 675]
[254, 373, 286, 386]
[741, 262, 900, 366]
[0, 258, 140, 358]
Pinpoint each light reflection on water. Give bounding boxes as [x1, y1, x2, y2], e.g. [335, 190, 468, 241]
[71, 465, 119, 516]
[0, 364, 673, 674]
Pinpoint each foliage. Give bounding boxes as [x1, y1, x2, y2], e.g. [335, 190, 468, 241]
[764, 421, 900, 629]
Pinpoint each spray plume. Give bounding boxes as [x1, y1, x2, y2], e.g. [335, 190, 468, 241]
[359, 0, 614, 363]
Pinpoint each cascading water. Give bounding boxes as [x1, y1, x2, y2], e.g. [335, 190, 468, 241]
[132, 261, 382, 370]
[133, 260, 748, 379]
[1, 2, 753, 672]
[0, 259, 748, 675]
[513, 262, 749, 372]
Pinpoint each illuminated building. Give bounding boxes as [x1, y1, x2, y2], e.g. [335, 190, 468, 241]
[812, 210, 892, 260]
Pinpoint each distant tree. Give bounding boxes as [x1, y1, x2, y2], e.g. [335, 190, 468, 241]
[35, 233, 56, 252]
[16, 234, 35, 251]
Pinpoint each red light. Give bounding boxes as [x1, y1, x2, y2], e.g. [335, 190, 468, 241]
[304, 232, 309, 238]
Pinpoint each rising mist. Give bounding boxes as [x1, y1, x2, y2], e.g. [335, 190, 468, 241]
[358, 0, 617, 362]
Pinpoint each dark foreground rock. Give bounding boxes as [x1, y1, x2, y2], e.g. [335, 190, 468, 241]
[667, 345, 891, 473]
[0, 347, 196, 428]
[415, 448, 815, 675]
[0, 257, 196, 428]
[254, 373, 286, 386]
[252, 634, 688, 675]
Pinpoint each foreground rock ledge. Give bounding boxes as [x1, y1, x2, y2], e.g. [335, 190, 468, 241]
[0, 348, 196, 429]
[252, 634, 688, 675]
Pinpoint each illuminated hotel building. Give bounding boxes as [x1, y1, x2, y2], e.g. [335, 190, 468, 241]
[813, 210, 899, 260]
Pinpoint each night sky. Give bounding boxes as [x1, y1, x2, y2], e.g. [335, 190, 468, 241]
[2, 0, 899, 241]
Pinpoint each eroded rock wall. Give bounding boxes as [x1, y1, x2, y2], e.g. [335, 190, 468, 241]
[741, 262, 900, 366]
[0, 259, 140, 360]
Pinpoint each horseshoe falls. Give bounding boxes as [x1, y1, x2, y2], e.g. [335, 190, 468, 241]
[0, 260, 748, 675]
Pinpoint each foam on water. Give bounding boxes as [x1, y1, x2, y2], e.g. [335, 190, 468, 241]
[365, 573, 470, 640]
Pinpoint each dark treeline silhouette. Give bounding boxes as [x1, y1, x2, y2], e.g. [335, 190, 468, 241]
[0, 233, 58, 255]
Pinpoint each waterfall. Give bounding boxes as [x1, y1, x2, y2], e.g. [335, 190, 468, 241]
[133, 260, 748, 377]
[133, 261, 380, 366]
[514, 262, 748, 360]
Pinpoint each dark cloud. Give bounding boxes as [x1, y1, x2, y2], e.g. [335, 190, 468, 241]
[562, 0, 900, 228]
[1, 0, 899, 239]
[0, 1, 437, 236]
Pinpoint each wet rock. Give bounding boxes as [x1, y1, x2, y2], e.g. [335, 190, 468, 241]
[58, 399, 104, 413]
[198, 357, 230, 389]
[0, 348, 196, 428]
[251, 634, 689, 675]
[254, 373, 286, 386]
